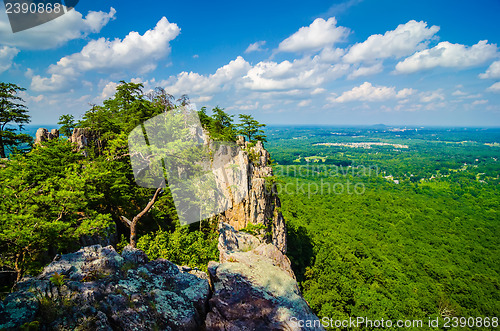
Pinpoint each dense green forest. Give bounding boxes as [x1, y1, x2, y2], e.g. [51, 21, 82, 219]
[1, 80, 499, 329]
[266, 125, 500, 328]
[0, 82, 266, 287]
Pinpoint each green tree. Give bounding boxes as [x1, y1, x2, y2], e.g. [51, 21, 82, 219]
[199, 106, 237, 141]
[0, 82, 31, 158]
[0, 140, 114, 280]
[236, 114, 267, 142]
[57, 114, 76, 137]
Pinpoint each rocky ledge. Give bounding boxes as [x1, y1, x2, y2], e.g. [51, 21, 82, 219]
[0, 224, 322, 330]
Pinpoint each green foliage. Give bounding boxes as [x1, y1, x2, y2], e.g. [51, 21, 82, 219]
[267, 126, 500, 326]
[116, 234, 129, 254]
[0, 82, 31, 158]
[244, 144, 260, 163]
[137, 221, 219, 272]
[49, 272, 65, 287]
[35, 294, 74, 327]
[236, 114, 267, 143]
[240, 223, 267, 236]
[77, 81, 165, 137]
[0, 139, 115, 280]
[20, 320, 39, 331]
[198, 106, 237, 141]
[57, 114, 75, 137]
[264, 175, 279, 193]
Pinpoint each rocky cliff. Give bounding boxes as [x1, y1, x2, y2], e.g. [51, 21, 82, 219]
[0, 224, 322, 330]
[34, 128, 59, 144]
[5, 131, 320, 330]
[216, 136, 287, 255]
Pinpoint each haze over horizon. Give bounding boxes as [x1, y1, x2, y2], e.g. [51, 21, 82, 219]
[1, 0, 499, 126]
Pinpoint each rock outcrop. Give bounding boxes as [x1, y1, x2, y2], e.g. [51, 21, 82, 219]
[0, 227, 322, 331]
[69, 128, 96, 151]
[205, 223, 323, 330]
[34, 128, 59, 144]
[217, 137, 287, 254]
[0, 134, 322, 330]
[0, 245, 210, 330]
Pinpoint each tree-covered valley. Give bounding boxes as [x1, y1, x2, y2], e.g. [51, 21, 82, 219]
[265, 125, 500, 327]
[1, 81, 499, 329]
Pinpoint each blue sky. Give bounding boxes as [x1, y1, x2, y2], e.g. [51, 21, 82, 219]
[1, 0, 499, 126]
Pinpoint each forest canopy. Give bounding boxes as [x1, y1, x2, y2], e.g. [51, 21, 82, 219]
[0, 81, 266, 282]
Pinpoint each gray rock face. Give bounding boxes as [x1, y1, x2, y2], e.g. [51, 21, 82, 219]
[206, 223, 323, 331]
[219, 136, 287, 254]
[69, 128, 100, 155]
[0, 245, 210, 330]
[34, 128, 59, 144]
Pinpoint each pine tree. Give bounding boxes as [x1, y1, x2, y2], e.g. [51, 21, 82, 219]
[0, 83, 31, 158]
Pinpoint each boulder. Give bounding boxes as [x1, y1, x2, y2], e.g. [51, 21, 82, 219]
[35, 128, 60, 144]
[0, 245, 210, 330]
[206, 223, 323, 330]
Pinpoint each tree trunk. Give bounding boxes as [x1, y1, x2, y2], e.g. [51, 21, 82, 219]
[130, 221, 137, 248]
[14, 253, 23, 282]
[120, 187, 162, 248]
[0, 136, 5, 159]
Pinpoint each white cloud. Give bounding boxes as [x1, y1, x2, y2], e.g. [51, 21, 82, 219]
[243, 54, 349, 91]
[238, 102, 260, 111]
[31, 17, 180, 92]
[420, 90, 445, 103]
[0, 46, 19, 73]
[452, 90, 467, 96]
[479, 60, 500, 79]
[0, 8, 116, 49]
[298, 100, 312, 107]
[487, 82, 500, 93]
[245, 41, 266, 53]
[162, 56, 251, 96]
[278, 17, 349, 53]
[92, 80, 118, 104]
[348, 62, 383, 79]
[344, 20, 439, 63]
[472, 99, 488, 105]
[193, 96, 213, 103]
[329, 82, 413, 103]
[396, 40, 498, 73]
[397, 88, 416, 98]
[311, 88, 326, 95]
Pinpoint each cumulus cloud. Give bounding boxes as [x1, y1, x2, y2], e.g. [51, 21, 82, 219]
[487, 82, 500, 93]
[452, 90, 467, 96]
[343, 20, 439, 63]
[92, 80, 118, 104]
[328, 82, 413, 103]
[0, 46, 19, 73]
[245, 41, 266, 53]
[329, 82, 414, 103]
[311, 88, 326, 95]
[395, 40, 498, 73]
[0, 8, 116, 49]
[348, 62, 383, 79]
[472, 99, 488, 105]
[479, 60, 500, 79]
[420, 90, 445, 103]
[243, 55, 349, 91]
[161, 56, 251, 96]
[278, 17, 349, 53]
[31, 17, 180, 92]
